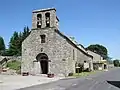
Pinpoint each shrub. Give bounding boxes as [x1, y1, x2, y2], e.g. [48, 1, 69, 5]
[84, 68, 90, 72]
[75, 63, 84, 73]
[68, 73, 73, 76]
[6, 60, 21, 71]
[113, 60, 120, 67]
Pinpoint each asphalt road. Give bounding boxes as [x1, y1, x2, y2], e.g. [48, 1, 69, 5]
[19, 68, 120, 90]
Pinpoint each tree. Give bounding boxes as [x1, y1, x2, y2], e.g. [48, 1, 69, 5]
[8, 31, 20, 56]
[106, 57, 113, 64]
[22, 26, 30, 41]
[86, 44, 108, 59]
[113, 60, 120, 67]
[7, 26, 30, 56]
[0, 36, 5, 55]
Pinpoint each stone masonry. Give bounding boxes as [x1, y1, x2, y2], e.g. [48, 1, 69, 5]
[21, 8, 93, 76]
[87, 50, 108, 70]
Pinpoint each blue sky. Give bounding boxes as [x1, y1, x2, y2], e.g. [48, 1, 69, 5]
[0, 0, 120, 59]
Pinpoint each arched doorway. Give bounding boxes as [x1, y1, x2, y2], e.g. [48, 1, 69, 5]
[36, 53, 49, 74]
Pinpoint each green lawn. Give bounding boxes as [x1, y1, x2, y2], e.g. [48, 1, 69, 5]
[71, 71, 102, 78]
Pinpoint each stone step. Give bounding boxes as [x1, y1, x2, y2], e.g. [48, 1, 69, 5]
[34, 74, 48, 77]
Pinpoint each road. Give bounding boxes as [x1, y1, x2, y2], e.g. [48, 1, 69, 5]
[19, 68, 120, 90]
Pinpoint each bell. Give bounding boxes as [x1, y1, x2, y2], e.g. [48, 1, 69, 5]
[38, 22, 41, 25]
[47, 21, 49, 24]
[37, 17, 40, 20]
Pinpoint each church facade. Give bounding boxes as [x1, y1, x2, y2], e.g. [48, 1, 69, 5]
[21, 8, 93, 76]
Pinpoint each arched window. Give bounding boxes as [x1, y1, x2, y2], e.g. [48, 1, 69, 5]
[37, 14, 42, 28]
[45, 13, 50, 27]
[40, 35, 46, 43]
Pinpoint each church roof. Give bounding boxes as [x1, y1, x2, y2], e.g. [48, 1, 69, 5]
[32, 8, 56, 13]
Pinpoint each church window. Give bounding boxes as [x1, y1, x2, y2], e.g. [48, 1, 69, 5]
[40, 35, 46, 43]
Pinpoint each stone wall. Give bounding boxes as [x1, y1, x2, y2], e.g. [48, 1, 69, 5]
[5, 56, 21, 61]
[87, 50, 108, 70]
[0, 56, 21, 65]
[22, 27, 75, 76]
[22, 28, 55, 74]
[87, 50, 103, 62]
[50, 30, 76, 76]
[32, 8, 58, 30]
[22, 27, 93, 76]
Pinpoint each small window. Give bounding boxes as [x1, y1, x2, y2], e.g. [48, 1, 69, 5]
[40, 35, 46, 43]
[84, 61, 87, 63]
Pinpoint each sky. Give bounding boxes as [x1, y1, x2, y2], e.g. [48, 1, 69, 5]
[0, 0, 120, 59]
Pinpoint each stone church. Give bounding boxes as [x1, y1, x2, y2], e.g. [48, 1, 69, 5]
[21, 8, 93, 76]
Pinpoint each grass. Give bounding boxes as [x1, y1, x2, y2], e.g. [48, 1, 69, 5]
[6, 60, 21, 71]
[73, 72, 95, 77]
[70, 71, 102, 78]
